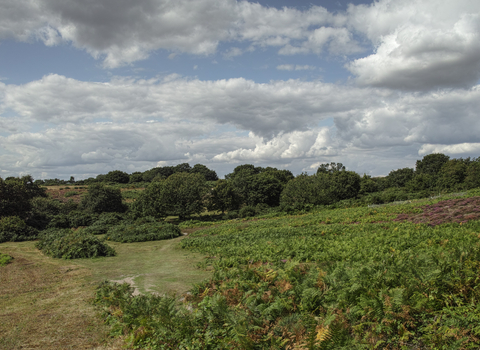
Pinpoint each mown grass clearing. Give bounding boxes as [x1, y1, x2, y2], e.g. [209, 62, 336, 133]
[0, 234, 210, 349]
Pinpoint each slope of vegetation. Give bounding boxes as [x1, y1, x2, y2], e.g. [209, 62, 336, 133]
[94, 193, 480, 349]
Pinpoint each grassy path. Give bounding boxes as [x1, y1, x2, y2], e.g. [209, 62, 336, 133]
[0, 235, 210, 349]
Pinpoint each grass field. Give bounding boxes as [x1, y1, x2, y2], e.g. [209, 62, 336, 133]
[0, 234, 211, 350]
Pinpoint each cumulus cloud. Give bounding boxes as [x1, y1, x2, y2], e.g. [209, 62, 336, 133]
[347, 0, 480, 90]
[0, 0, 359, 67]
[2, 74, 378, 137]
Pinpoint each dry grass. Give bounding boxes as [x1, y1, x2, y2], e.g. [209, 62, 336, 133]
[0, 234, 210, 349]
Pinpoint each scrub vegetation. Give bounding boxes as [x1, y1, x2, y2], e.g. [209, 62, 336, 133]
[2, 153, 480, 348]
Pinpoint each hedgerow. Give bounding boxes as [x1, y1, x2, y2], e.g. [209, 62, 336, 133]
[105, 221, 181, 243]
[36, 228, 116, 259]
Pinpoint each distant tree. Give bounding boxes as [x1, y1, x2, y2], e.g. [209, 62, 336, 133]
[405, 173, 435, 192]
[225, 164, 261, 180]
[464, 161, 480, 189]
[174, 163, 192, 174]
[80, 184, 125, 214]
[162, 172, 207, 220]
[317, 162, 345, 174]
[69, 176, 75, 183]
[134, 181, 168, 218]
[329, 171, 361, 201]
[96, 174, 106, 182]
[415, 153, 450, 176]
[359, 174, 378, 195]
[280, 174, 321, 207]
[206, 180, 239, 213]
[436, 159, 467, 190]
[129, 172, 144, 183]
[105, 170, 130, 184]
[0, 176, 46, 219]
[191, 164, 219, 181]
[386, 168, 414, 188]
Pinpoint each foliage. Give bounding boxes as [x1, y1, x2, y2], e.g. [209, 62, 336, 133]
[386, 167, 414, 188]
[437, 159, 468, 190]
[105, 170, 130, 184]
[36, 228, 116, 259]
[238, 205, 256, 218]
[465, 161, 480, 189]
[83, 212, 125, 235]
[0, 252, 13, 266]
[47, 210, 97, 229]
[97, 193, 480, 349]
[206, 179, 240, 213]
[80, 183, 126, 214]
[191, 163, 219, 181]
[316, 162, 345, 174]
[26, 196, 64, 230]
[0, 175, 46, 219]
[136, 172, 207, 220]
[0, 216, 39, 243]
[415, 153, 450, 176]
[106, 221, 181, 243]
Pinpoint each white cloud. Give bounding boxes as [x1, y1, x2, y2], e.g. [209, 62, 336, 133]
[0, 0, 359, 67]
[277, 64, 316, 71]
[347, 0, 480, 90]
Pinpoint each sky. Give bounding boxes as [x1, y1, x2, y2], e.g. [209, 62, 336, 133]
[1, 0, 480, 180]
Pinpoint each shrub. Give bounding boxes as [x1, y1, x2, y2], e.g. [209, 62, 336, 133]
[223, 210, 239, 220]
[27, 197, 64, 230]
[83, 212, 125, 235]
[106, 222, 181, 243]
[36, 228, 116, 259]
[0, 216, 38, 243]
[64, 191, 78, 197]
[0, 252, 13, 266]
[239, 206, 256, 218]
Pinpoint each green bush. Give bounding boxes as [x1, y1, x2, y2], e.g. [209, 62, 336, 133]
[83, 212, 125, 235]
[0, 252, 13, 266]
[27, 197, 64, 230]
[106, 221, 181, 243]
[238, 206, 256, 218]
[36, 228, 116, 259]
[0, 216, 38, 243]
[64, 191, 78, 197]
[47, 211, 97, 229]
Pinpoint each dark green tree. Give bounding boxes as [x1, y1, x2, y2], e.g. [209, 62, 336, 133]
[436, 159, 467, 190]
[162, 172, 207, 220]
[359, 174, 378, 195]
[191, 164, 219, 181]
[105, 170, 130, 184]
[206, 180, 240, 213]
[316, 162, 345, 174]
[80, 184, 126, 214]
[0, 176, 46, 219]
[386, 168, 414, 188]
[415, 153, 450, 176]
[464, 161, 480, 189]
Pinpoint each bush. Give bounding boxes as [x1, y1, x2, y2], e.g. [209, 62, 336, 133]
[47, 211, 97, 229]
[36, 228, 116, 259]
[106, 222, 181, 243]
[0, 252, 13, 266]
[239, 206, 256, 218]
[223, 210, 239, 220]
[80, 183, 126, 214]
[83, 212, 125, 235]
[0, 216, 38, 243]
[27, 197, 64, 230]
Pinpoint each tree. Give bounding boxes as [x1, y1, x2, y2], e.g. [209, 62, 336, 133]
[359, 174, 378, 195]
[329, 170, 361, 201]
[206, 180, 239, 213]
[80, 184, 125, 214]
[0, 176, 46, 219]
[386, 168, 414, 188]
[129, 172, 144, 183]
[465, 161, 480, 189]
[105, 170, 130, 184]
[436, 159, 467, 190]
[134, 181, 168, 218]
[317, 162, 345, 174]
[415, 153, 450, 176]
[162, 173, 207, 220]
[191, 164, 219, 181]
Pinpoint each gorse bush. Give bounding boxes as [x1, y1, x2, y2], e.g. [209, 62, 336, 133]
[106, 221, 181, 243]
[0, 216, 38, 243]
[36, 228, 116, 259]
